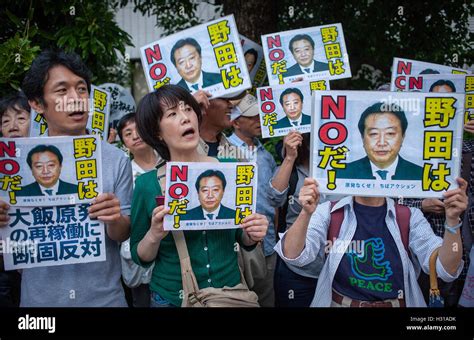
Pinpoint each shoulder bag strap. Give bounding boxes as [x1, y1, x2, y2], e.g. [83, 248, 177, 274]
[429, 247, 442, 296]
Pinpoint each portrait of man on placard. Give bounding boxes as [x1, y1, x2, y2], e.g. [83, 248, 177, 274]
[274, 88, 311, 129]
[170, 38, 221, 92]
[337, 102, 423, 181]
[284, 34, 329, 78]
[17, 145, 78, 197]
[181, 169, 236, 221]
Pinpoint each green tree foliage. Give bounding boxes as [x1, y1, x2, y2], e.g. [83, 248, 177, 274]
[125, 0, 473, 90]
[122, 0, 212, 36]
[0, 0, 134, 96]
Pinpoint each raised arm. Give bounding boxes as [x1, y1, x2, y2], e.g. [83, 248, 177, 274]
[271, 131, 302, 192]
[283, 178, 320, 259]
[438, 177, 467, 275]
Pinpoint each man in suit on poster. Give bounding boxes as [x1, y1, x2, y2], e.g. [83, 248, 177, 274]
[17, 144, 78, 197]
[171, 38, 221, 92]
[182, 169, 236, 221]
[337, 102, 423, 180]
[284, 34, 329, 78]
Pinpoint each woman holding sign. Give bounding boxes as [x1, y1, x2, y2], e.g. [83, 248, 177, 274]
[130, 85, 268, 307]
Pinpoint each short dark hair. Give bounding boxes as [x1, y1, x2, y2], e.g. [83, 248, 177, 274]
[429, 79, 456, 92]
[244, 48, 258, 61]
[26, 145, 63, 168]
[170, 38, 202, 66]
[117, 112, 136, 143]
[279, 88, 304, 106]
[357, 102, 408, 137]
[289, 34, 315, 53]
[135, 85, 202, 161]
[419, 69, 440, 75]
[195, 169, 227, 191]
[0, 90, 31, 119]
[22, 49, 92, 105]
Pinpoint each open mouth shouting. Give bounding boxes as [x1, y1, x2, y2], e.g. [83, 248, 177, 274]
[182, 127, 196, 139]
[68, 111, 87, 121]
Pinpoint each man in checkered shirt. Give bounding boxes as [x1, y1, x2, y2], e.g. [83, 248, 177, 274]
[404, 133, 474, 306]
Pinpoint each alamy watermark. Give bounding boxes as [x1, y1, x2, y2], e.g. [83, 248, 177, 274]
[0, 238, 39, 257]
[379, 95, 422, 116]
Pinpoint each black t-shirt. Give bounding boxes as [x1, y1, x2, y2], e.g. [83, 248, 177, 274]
[206, 141, 219, 157]
[332, 201, 404, 301]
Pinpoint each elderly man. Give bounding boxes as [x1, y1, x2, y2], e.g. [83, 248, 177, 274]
[228, 94, 278, 306]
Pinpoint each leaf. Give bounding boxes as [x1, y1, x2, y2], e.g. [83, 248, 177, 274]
[29, 25, 38, 38]
[27, 4, 34, 21]
[5, 9, 21, 26]
[37, 28, 55, 41]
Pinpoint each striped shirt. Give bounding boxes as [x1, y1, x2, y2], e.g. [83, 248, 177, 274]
[274, 196, 464, 307]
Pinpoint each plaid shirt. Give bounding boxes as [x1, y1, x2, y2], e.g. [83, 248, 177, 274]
[403, 140, 474, 278]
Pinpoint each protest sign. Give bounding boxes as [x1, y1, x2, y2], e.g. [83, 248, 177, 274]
[311, 91, 464, 198]
[257, 79, 330, 138]
[0, 135, 102, 206]
[29, 85, 111, 139]
[0, 204, 106, 270]
[29, 109, 47, 137]
[261, 23, 351, 86]
[240, 35, 267, 91]
[390, 57, 469, 92]
[140, 14, 251, 98]
[163, 162, 257, 231]
[98, 83, 136, 131]
[396, 73, 474, 122]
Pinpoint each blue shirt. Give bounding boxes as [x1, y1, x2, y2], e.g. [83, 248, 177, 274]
[333, 201, 404, 301]
[228, 133, 277, 256]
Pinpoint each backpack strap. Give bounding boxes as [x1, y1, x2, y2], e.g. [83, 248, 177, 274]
[327, 200, 411, 256]
[394, 203, 411, 255]
[327, 201, 344, 244]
